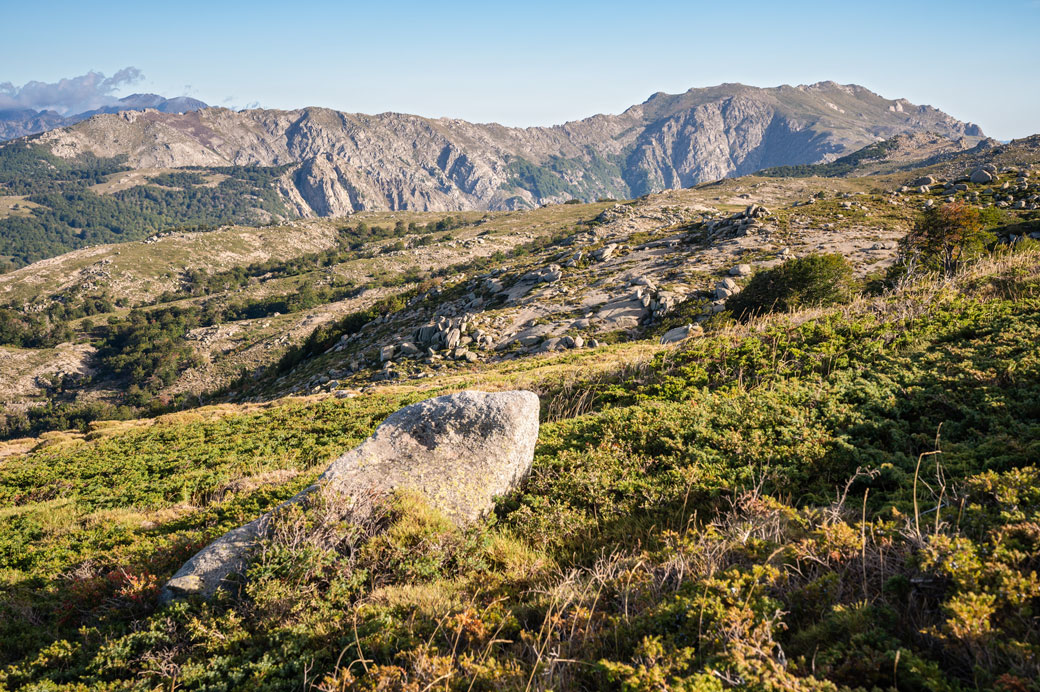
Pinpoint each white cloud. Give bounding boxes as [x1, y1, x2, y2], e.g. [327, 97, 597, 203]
[0, 67, 143, 115]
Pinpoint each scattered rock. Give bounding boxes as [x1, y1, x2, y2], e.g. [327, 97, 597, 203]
[522, 264, 563, 284]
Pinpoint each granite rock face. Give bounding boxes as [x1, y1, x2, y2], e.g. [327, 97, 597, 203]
[36, 82, 984, 215]
[160, 390, 540, 602]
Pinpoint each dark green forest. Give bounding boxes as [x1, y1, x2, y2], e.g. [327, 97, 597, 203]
[0, 142, 290, 265]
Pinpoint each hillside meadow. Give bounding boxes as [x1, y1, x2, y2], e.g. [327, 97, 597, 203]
[0, 244, 1038, 690]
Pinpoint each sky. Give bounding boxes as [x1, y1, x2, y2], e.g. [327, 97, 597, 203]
[2, 0, 1038, 140]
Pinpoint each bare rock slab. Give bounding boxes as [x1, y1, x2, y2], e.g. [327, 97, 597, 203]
[160, 390, 540, 603]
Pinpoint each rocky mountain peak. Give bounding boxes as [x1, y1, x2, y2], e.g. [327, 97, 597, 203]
[26, 82, 984, 217]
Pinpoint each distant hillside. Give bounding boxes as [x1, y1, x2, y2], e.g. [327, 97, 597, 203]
[0, 140, 288, 265]
[0, 82, 985, 265]
[757, 132, 1040, 183]
[0, 93, 207, 141]
[37, 82, 982, 211]
[756, 131, 995, 178]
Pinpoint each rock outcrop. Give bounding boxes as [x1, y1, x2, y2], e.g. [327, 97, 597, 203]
[160, 389, 540, 602]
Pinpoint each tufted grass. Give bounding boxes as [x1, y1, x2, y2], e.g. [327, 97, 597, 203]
[1, 248, 1039, 689]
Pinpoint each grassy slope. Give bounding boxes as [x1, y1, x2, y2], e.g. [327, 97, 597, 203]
[0, 202, 613, 413]
[1, 247, 1039, 690]
[4, 155, 1034, 421]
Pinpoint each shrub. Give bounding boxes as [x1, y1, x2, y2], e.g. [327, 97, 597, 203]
[726, 253, 855, 319]
[893, 201, 994, 279]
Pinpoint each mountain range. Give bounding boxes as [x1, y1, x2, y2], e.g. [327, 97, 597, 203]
[0, 93, 207, 141]
[30, 81, 983, 215]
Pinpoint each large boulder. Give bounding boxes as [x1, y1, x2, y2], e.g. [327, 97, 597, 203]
[160, 390, 540, 603]
[970, 168, 994, 184]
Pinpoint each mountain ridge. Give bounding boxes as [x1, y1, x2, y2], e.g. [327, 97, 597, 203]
[0, 93, 207, 141]
[29, 81, 983, 215]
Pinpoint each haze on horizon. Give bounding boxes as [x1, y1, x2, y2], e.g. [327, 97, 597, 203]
[2, 0, 1038, 140]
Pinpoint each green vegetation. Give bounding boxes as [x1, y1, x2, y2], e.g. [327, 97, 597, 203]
[147, 171, 210, 187]
[1, 248, 1039, 690]
[726, 253, 855, 318]
[894, 201, 994, 278]
[161, 217, 471, 302]
[98, 284, 372, 389]
[0, 283, 379, 438]
[757, 138, 902, 178]
[0, 141, 127, 195]
[0, 144, 291, 265]
[504, 151, 628, 201]
[0, 293, 115, 348]
[273, 289, 420, 376]
[505, 156, 583, 200]
[93, 307, 207, 396]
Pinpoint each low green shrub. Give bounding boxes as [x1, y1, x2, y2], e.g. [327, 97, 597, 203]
[726, 253, 855, 319]
[2, 257, 1040, 690]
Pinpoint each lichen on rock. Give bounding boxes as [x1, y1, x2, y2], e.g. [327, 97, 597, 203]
[160, 389, 540, 602]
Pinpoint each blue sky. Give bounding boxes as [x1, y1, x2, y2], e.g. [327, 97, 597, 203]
[3, 0, 1038, 139]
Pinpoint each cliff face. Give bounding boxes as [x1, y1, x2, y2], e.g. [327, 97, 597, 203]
[34, 82, 984, 214]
